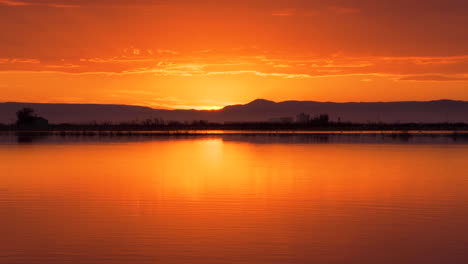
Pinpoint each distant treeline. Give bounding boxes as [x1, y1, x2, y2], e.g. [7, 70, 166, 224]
[2, 107, 468, 132]
[1, 120, 468, 132]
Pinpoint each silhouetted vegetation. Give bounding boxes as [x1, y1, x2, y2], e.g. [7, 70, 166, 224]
[0, 108, 466, 145]
[1, 120, 467, 133]
[0, 108, 467, 133]
[15, 108, 49, 129]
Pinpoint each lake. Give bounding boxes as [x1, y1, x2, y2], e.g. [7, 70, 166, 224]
[1, 135, 468, 264]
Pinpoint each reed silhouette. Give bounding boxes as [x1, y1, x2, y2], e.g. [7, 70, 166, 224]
[0, 107, 466, 134]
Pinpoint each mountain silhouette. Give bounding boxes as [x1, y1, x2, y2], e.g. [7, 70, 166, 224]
[1, 99, 467, 124]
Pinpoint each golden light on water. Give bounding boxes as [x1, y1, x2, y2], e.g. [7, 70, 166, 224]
[2, 137, 468, 263]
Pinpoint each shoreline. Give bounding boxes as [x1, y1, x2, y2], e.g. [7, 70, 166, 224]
[2, 130, 468, 145]
[2, 129, 468, 136]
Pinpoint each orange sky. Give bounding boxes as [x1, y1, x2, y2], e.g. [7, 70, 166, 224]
[1, 0, 468, 109]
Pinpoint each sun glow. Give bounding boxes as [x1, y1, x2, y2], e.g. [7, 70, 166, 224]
[1, 0, 468, 107]
[197, 105, 224, 111]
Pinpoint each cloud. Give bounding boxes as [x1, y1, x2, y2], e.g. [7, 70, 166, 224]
[156, 49, 179, 55]
[1, 52, 468, 82]
[0, 58, 41, 64]
[205, 70, 312, 79]
[399, 75, 468, 81]
[0, 0, 27, 6]
[1, 0, 468, 60]
[272, 5, 360, 17]
[0, 0, 174, 8]
[0, 0, 78, 7]
[271, 9, 295, 16]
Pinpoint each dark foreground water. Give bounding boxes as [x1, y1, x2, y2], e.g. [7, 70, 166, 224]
[1, 135, 468, 264]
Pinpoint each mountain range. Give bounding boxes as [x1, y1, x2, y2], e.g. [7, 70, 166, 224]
[1, 99, 467, 124]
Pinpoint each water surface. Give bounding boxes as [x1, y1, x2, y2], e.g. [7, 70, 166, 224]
[1, 136, 468, 264]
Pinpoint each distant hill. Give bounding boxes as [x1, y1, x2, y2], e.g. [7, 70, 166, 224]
[1, 99, 467, 124]
[220, 99, 468, 123]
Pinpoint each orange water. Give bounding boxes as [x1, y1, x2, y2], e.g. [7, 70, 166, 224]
[1, 138, 468, 264]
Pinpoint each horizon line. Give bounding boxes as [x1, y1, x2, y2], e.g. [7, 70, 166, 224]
[0, 98, 466, 111]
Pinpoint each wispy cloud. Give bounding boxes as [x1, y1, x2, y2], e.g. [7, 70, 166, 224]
[399, 75, 468, 81]
[0, 58, 41, 64]
[0, 0, 173, 8]
[156, 49, 179, 55]
[205, 70, 312, 79]
[272, 5, 360, 17]
[2, 52, 468, 82]
[0, 0, 78, 7]
[271, 9, 295, 17]
[0, 0, 28, 6]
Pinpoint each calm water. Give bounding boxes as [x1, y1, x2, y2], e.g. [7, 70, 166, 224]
[1, 136, 468, 264]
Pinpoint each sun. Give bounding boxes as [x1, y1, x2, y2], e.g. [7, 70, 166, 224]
[197, 105, 224, 111]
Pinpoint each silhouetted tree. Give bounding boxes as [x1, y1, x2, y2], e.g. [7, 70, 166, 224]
[16, 108, 49, 129]
[16, 108, 36, 125]
[296, 113, 310, 123]
[318, 114, 329, 123]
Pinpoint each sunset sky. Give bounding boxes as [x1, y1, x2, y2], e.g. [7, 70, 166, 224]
[1, 0, 468, 109]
